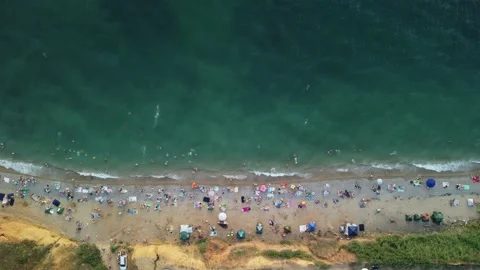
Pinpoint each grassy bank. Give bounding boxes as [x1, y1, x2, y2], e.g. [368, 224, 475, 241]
[0, 240, 51, 270]
[346, 224, 480, 266]
[0, 241, 107, 270]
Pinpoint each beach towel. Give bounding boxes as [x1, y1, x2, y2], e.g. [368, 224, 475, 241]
[241, 206, 251, 212]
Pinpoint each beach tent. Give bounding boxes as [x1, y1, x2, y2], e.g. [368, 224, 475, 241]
[128, 196, 137, 203]
[413, 214, 421, 221]
[432, 211, 444, 224]
[467, 199, 474, 207]
[307, 221, 316, 232]
[426, 178, 436, 188]
[405, 215, 413, 221]
[9, 198, 14, 206]
[256, 223, 263, 234]
[57, 207, 65, 215]
[45, 207, 54, 214]
[345, 223, 358, 237]
[0, 193, 4, 200]
[218, 212, 227, 221]
[179, 231, 190, 241]
[52, 199, 61, 207]
[236, 230, 246, 239]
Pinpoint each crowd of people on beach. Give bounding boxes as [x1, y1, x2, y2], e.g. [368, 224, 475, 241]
[1, 171, 479, 246]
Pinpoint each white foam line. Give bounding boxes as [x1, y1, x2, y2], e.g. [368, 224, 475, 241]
[151, 174, 183, 180]
[222, 174, 248, 180]
[250, 169, 312, 179]
[411, 160, 480, 172]
[78, 171, 119, 179]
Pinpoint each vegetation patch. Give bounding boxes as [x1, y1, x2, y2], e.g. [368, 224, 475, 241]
[228, 247, 258, 260]
[346, 225, 480, 266]
[308, 239, 339, 259]
[279, 240, 293, 245]
[0, 240, 51, 270]
[196, 238, 208, 255]
[262, 249, 312, 260]
[74, 243, 107, 270]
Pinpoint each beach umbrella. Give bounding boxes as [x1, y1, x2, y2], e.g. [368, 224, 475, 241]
[376, 178, 383, 185]
[307, 221, 316, 232]
[180, 231, 190, 241]
[218, 212, 227, 221]
[259, 185, 268, 193]
[426, 178, 436, 188]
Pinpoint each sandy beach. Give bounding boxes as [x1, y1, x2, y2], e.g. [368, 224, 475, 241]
[0, 167, 479, 269]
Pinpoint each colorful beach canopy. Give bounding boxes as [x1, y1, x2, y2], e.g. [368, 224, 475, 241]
[426, 178, 436, 188]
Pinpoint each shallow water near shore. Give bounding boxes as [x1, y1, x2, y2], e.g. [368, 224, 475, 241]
[1, 1, 480, 179]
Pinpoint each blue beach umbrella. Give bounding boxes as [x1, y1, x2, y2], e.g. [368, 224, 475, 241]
[426, 178, 436, 188]
[307, 221, 316, 232]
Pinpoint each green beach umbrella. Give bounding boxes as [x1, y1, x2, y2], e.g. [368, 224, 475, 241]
[179, 231, 190, 241]
[431, 211, 444, 224]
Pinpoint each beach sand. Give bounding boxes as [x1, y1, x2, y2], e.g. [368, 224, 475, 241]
[0, 168, 479, 269]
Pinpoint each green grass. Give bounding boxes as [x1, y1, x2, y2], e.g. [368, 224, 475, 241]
[314, 261, 331, 269]
[75, 243, 108, 270]
[279, 240, 293, 245]
[346, 225, 480, 266]
[228, 247, 258, 259]
[196, 238, 208, 255]
[262, 249, 312, 260]
[0, 240, 51, 270]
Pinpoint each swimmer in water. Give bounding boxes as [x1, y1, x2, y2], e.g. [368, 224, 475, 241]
[153, 104, 160, 128]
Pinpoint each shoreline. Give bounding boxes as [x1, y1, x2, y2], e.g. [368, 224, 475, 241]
[0, 158, 479, 187]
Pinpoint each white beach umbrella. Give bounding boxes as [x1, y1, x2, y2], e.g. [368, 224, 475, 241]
[218, 212, 227, 221]
[376, 178, 383, 185]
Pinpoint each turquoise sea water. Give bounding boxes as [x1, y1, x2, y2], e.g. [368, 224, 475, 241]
[1, 1, 480, 177]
